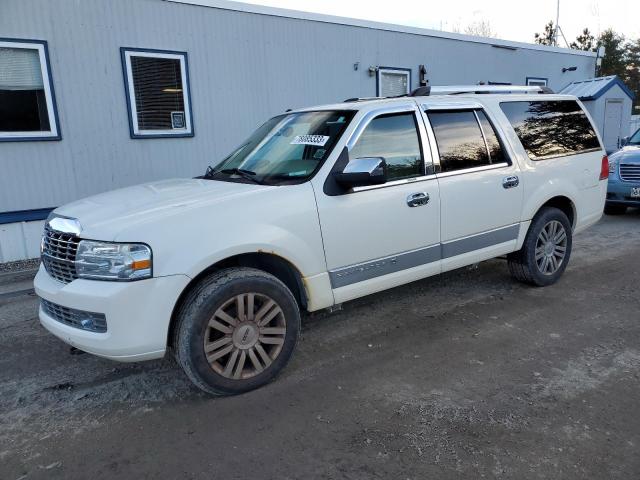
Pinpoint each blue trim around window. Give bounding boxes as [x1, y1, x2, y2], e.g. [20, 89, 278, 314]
[0, 208, 55, 225]
[120, 47, 195, 139]
[525, 76, 548, 87]
[376, 67, 413, 97]
[0, 38, 62, 142]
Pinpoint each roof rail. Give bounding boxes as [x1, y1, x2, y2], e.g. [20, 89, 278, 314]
[412, 85, 554, 96]
[343, 85, 554, 103]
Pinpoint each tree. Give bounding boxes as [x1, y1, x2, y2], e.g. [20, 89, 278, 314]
[464, 20, 496, 38]
[570, 28, 595, 51]
[625, 38, 640, 113]
[597, 29, 627, 77]
[534, 21, 555, 46]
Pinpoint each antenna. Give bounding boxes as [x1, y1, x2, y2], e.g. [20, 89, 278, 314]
[553, 0, 570, 48]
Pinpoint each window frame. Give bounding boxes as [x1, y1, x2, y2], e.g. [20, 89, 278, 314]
[0, 38, 61, 142]
[376, 67, 412, 97]
[525, 77, 548, 87]
[120, 47, 194, 139]
[426, 108, 511, 176]
[499, 100, 602, 161]
[341, 105, 433, 193]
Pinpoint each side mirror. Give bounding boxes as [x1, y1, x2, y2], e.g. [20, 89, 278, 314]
[334, 157, 387, 188]
[620, 136, 629, 147]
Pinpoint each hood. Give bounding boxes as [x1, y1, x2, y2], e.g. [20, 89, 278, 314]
[54, 178, 268, 240]
[610, 145, 640, 163]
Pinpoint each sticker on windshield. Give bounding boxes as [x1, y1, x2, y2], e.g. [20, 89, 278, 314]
[290, 135, 330, 147]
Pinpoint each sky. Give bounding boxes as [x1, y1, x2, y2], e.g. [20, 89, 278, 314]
[235, 0, 640, 45]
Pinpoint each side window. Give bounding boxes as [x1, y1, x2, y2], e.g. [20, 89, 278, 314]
[0, 39, 60, 141]
[500, 100, 601, 160]
[428, 111, 490, 172]
[476, 110, 507, 164]
[350, 112, 423, 181]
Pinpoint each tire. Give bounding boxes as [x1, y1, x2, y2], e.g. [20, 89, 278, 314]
[174, 267, 300, 396]
[507, 207, 573, 287]
[604, 204, 627, 215]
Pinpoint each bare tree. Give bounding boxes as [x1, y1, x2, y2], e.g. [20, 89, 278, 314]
[464, 20, 496, 38]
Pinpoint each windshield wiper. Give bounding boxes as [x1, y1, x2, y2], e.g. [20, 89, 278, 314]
[206, 166, 264, 185]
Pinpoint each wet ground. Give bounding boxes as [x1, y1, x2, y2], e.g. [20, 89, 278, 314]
[1, 212, 639, 479]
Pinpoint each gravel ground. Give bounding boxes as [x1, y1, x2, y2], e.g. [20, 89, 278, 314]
[1, 213, 639, 479]
[0, 259, 40, 274]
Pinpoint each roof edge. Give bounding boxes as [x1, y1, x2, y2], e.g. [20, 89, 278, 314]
[560, 75, 636, 101]
[164, 0, 597, 57]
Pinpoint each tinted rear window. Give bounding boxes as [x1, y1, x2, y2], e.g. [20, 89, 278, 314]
[500, 100, 600, 160]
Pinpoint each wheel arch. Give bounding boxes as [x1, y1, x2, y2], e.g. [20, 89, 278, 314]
[167, 252, 307, 351]
[536, 195, 576, 229]
[517, 195, 577, 251]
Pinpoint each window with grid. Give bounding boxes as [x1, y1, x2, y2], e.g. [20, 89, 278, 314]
[122, 49, 193, 138]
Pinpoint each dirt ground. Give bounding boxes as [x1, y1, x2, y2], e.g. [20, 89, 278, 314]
[1, 213, 639, 480]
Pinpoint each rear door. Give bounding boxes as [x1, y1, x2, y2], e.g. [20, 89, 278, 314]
[423, 106, 523, 271]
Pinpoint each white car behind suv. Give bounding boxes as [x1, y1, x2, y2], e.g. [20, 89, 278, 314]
[35, 86, 608, 395]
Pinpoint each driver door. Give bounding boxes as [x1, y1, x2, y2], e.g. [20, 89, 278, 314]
[313, 105, 441, 304]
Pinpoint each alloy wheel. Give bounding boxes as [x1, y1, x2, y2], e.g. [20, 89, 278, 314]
[535, 220, 568, 275]
[203, 293, 286, 380]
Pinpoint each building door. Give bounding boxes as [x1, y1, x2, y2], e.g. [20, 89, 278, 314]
[603, 99, 624, 152]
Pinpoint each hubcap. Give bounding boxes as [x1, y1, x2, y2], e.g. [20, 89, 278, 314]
[203, 293, 286, 380]
[535, 220, 568, 276]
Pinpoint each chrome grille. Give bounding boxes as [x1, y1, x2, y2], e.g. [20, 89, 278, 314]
[620, 164, 640, 182]
[41, 224, 80, 284]
[40, 299, 107, 333]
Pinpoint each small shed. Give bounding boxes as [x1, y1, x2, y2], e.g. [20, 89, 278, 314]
[560, 76, 635, 153]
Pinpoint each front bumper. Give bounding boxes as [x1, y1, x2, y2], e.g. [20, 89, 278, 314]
[607, 178, 640, 207]
[34, 265, 190, 362]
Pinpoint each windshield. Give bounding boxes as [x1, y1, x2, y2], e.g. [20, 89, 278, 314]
[629, 128, 640, 146]
[205, 110, 355, 185]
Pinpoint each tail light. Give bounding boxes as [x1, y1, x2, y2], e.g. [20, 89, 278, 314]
[599, 155, 609, 180]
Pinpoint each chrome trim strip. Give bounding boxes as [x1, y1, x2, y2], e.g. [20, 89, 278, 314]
[329, 244, 441, 289]
[441, 224, 520, 259]
[329, 224, 520, 288]
[48, 216, 82, 235]
[436, 162, 510, 179]
[352, 174, 437, 192]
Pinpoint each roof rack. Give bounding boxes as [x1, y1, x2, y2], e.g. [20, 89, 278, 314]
[343, 85, 553, 103]
[411, 85, 554, 96]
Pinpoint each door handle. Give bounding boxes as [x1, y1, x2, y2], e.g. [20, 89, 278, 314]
[502, 176, 520, 189]
[406, 192, 430, 207]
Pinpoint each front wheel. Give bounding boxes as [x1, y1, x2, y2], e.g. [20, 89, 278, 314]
[507, 207, 573, 287]
[174, 268, 300, 395]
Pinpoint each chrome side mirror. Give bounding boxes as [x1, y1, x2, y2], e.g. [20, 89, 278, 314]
[334, 157, 387, 188]
[620, 136, 629, 147]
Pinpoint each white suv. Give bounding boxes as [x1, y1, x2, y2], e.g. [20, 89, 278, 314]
[35, 86, 609, 395]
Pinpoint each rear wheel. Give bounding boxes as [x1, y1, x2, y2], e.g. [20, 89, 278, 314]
[508, 207, 572, 287]
[604, 204, 627, 215]
[175, 268, 300, 395]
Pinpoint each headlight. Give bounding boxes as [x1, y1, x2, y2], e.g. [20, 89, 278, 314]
[609, 158, 618, 174]
[75, 241, 152, 281]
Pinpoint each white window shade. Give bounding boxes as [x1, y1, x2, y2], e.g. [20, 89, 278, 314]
[0, 47, 44, 90]
[378, 69, 410, 97]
